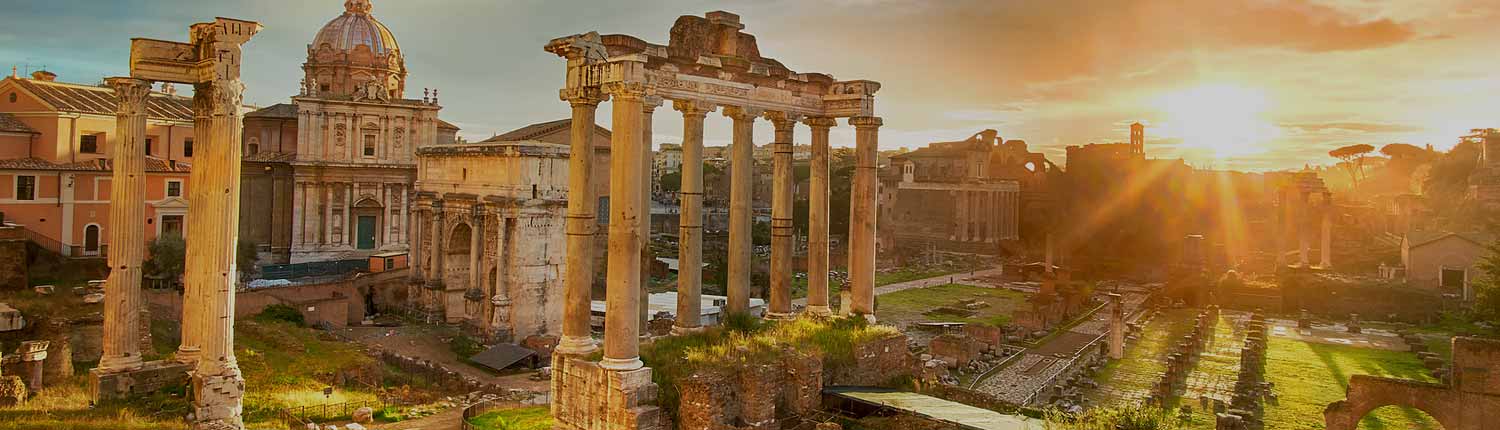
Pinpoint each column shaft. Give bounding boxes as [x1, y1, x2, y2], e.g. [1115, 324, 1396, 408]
[724, 106, 759, 315]
[804, 118, 835, 315]
[98, 77, 150, 374]
[409, 207, 424, 283]
[767, 112, 796, 318]
[557, 92, 604, 355]
[848, 117, 882, 317]
[673, 100, 712, 333]
[1320, 208, 1332, 268]
[600, 83, 647, 371]
[639, 98, 660, 335]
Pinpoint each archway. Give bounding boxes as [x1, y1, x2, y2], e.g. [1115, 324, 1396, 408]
[352, 197, 383, 250]
[84, 224, 100, 255]
[1356, 405, 1444, 430]
[446, 223, 472, 290]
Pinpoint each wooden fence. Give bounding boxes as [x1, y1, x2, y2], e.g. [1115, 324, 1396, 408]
[279, 399, 384, 429]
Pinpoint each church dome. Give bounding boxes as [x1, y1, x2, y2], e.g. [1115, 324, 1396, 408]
[311, 0, 399, 56]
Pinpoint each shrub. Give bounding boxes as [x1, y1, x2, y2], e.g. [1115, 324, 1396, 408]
[254, 304, 305, 326]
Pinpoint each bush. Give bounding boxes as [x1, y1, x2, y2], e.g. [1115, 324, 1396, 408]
[254, 304, 305, 326]
[449, 335, 484, 359]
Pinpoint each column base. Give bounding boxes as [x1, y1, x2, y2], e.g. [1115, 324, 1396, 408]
[190, 362, 245, 430]
[554, 335, 599, 356]
[90, 359, 191, 402]
[670, 325, 706, 336]
[764, 311, 796, 321]
[599, 356, 644, 371]
[802, 305, 832, 317]
[175, 346, 201, 365]
[96, 356, 145, 374]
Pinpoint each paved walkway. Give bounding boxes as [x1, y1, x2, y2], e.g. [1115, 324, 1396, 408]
[373, 408, 463, 430]
[792, 266, 1006, 306]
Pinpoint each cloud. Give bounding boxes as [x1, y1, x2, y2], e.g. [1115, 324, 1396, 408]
[1280, 121, 1426, 135]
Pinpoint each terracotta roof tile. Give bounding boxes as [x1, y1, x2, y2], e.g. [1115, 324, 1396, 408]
[13, 78, 194, 122]
[0, 113, 38, 134]
[483, 118, 610, 144]
[245, 103, 298, 119]
[0, 156, 190, 172]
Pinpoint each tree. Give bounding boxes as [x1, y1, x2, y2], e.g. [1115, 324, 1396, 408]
[659, 171, 682, 194]
[1329, 143, 1375, 189]
[145, 233, 186, 279]
[1473, 240, 1500, 325]
[236, 240, 259, 280]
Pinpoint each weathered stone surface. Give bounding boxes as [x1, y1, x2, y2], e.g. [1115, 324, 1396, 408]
[89, 360, 191, 401]
[351, 406, 374, 423]
[0, 303, 22, 332]
[0, 376, 26, 406]
[1324, 337, 1500, 430]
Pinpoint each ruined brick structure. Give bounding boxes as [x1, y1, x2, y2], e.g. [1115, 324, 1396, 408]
[1324, 337, 1500, 430]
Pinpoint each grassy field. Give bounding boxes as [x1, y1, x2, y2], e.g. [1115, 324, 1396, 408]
[1263, 336, 1441, 430]
[1085, 309, 1195, 406]
[467, 406, 552, 430]
[0, 318, 388, 429]
[873, 283, 1026, 327]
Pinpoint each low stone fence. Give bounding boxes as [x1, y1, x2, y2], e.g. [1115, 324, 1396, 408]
[1144, 306, 1221, 406]
[1218, 311, 1269, 430]
[375, 350, 506, 394]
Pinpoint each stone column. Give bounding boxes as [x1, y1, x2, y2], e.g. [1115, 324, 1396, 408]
[182, 20, 259, 426]
[1297, 195, 1311, 267]
[848, 116, 882, 318]
[766, 111, 797, 319]
[97, 77, 150, 375]
[468, 207, 483, 297]
[673, 100, 713, 334]
[1108, 293, 1125, 359]
[804, 117, 836, 316]
[1320, 207, 1332, 269]
[640, 96, 661, 335]
[600, 82, 649, 371]
[556, 89, 606, 356]
[409, 206, 425, 283]
[426, 204, 446, 321]
[723, 106, 760, 315]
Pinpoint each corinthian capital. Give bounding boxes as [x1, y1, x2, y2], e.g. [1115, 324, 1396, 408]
[193, 79, 245, 117]
[107, 77, 153, 117]
[672, 99, 717, 118]
[722, 106, 764, 121]
[601, 82, 652, 102]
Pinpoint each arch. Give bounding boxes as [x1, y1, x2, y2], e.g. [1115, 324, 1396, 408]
[354, 197, 383, 208]
[1324, 376, 1460, 430]
[83, 224, 101, 254]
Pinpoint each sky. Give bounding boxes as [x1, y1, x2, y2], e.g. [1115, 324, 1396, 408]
[2, 0, 1497, 171]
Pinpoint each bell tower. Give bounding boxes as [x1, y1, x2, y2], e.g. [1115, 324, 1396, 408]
[1130, 122, 1145, 158]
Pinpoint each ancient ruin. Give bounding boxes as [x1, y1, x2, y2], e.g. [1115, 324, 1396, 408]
[543, 11, 882, 429]
[1324, 337, 1500, 430]
[81, 16, 260, 430]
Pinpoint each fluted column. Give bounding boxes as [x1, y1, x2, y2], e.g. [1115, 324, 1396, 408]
[556, 89, 606, 356]
[723, 106, 761, 315]
[640, 96, 661, 335]
[97, 77, 150, 375]
[1320, 206, 1332, 269]
[673, 100, 714, 334]
[409, 206, 425, 283]
[766, 111, 797, 319]
[803, 117, 836, 315]
[468, 207, 483, 304]
[185, 74, 251, 430]
[426, 204, 446, 321]
[848, 116, 882, 318]
[600, 82, 648, 371]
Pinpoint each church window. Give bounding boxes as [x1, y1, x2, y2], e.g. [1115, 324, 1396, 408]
[8, 92, 15, 103]
[16, 175, 36, 200]
[246, 137, 259, 155]
[363, 134, 376, 157]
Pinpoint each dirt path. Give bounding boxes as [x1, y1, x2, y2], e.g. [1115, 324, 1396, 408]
[374, 408, 464, 430]
[792, 266, 1007, 306]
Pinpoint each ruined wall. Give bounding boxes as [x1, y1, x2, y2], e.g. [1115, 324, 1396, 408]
[677, 349, 827, 430]
[146, 269, 407, 325]
[0, 227, 26, 291]
[1280, 271, 1443, 322]
[550, 355, 665, 430]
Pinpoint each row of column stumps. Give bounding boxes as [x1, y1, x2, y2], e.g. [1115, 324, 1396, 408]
[550, 90, 882, 368]
[93, 17, 260, 430]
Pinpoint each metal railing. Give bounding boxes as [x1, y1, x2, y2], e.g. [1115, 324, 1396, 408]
[15, 225, 107, 258]
[279, 399, 384, 428]
[259, 259, 367, 280]
[460, 399, 504, 430]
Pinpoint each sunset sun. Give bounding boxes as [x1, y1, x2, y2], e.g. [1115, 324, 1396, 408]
[1153, 84, 1281, 159]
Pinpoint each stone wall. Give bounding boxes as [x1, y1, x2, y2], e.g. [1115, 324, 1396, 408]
[146, 269, 408, 326]
[89, 360, 190, 400]
[1280, 270, 1444, 322]
[677, 349, 824, 430]
[550, 355, 665, 430]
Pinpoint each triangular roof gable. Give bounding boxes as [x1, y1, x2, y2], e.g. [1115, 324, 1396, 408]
[1408, 232, 1490, 250]
[154, 196, 190, 209]
[0, 77, 61, 112]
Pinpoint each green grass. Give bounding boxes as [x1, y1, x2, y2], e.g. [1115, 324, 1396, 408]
[1264, 336, 1441, 430]
[0, 376, 191, 430]
[233, 320, 384, 426]
[874, 283, 1026, 327]
[466, 406, 552, 430]
[1087, 310, 1197, 405]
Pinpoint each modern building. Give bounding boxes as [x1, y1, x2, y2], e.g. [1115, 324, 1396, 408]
[0, 71, 197, 257]
[1401, 231, 1490, 300]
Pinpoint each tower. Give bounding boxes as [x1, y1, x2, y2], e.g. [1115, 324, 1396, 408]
[1130, 122, 1145, 158]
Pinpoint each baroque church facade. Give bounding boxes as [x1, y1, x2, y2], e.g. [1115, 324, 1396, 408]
[240, 0, 458, 264]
